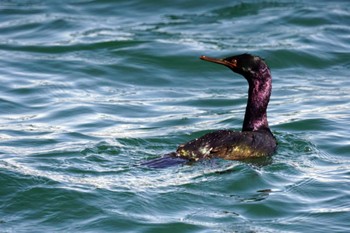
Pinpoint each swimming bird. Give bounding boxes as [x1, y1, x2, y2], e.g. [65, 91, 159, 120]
[143, 53, 277, 168]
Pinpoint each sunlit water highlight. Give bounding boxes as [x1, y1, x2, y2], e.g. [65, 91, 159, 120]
[1, 1, 350, 232]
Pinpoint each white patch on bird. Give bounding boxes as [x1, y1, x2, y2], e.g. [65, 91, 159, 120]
[199, 144, 212, 156]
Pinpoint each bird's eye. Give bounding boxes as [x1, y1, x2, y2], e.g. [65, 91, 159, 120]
[231, 59, 237, 66]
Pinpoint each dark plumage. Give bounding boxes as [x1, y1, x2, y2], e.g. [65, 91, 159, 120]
[143, 53, 277, 168]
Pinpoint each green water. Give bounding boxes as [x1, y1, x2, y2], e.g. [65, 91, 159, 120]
[1, 0, 350, 232]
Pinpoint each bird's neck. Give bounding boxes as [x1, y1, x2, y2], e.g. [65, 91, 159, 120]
[242, 68, 272, 132]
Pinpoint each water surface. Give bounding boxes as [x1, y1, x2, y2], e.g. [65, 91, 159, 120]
[1, 0, 350, 232]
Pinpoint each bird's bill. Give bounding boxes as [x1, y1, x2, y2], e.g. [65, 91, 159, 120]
[200, 55, 237, 68]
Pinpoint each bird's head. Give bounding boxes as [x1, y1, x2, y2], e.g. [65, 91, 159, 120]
[200, 53, 269, 81]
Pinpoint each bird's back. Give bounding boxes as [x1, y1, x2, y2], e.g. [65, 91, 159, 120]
[175, 129, 277, 161]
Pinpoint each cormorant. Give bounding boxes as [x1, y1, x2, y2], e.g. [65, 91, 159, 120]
[143, 54, 277, 168]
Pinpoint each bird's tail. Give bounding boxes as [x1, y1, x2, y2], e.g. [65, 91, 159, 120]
[141, 152, 189, 168]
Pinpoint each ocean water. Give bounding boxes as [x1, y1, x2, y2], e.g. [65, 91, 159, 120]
[1, 0, 350, 232]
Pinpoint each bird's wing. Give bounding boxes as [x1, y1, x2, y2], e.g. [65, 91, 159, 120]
[176, 130, 274, 160]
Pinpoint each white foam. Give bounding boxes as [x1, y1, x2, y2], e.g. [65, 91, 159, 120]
[0, 158, 236, 192]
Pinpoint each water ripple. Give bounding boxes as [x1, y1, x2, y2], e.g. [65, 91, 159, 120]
[1, 0, 350, 232]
